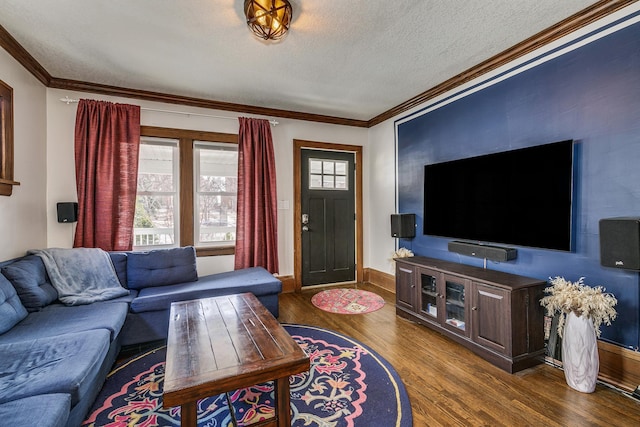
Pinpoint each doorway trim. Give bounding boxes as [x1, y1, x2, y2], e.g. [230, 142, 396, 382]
[293, 139, 363, 291]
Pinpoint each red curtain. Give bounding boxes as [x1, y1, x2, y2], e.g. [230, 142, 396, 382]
[234, 117, 279, 273]
[74, 99, 141, 251]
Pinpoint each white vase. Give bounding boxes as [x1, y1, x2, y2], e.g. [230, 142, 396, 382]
[562, 311, 599, 393]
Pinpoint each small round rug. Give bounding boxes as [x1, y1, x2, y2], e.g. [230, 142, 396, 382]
[311, 288, 385, 314]
[83, 324, 411, 427]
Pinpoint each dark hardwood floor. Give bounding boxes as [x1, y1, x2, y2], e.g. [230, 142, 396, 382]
[278, 283, 640, 426]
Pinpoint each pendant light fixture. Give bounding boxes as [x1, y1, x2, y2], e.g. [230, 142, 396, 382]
[244, 0, 292, 41]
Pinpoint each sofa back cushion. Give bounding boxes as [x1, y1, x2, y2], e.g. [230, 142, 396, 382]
[1, 255, 58, 312]
[126, 246, 198, 290]
[108, 252, 128, 288]
[0, 273, 28, 334]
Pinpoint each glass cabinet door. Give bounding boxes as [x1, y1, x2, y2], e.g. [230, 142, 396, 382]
[444, 275, 469, 335]
[419, 271, 438, 319]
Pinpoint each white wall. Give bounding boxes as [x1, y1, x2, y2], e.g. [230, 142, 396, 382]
[0, 49, 47, 260]
[45, 88, 368, 276]
[364, 120, 398, 274]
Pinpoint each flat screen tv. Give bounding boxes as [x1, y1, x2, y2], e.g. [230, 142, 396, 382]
[423, 140, 575, 251]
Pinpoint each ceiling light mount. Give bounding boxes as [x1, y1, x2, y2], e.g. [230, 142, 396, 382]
[244, 0, 292, 41]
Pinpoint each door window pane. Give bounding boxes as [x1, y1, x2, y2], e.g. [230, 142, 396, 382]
[310, 174, 322, 188]
[323, 161, 334, 175]
[310, 159, 323, 174]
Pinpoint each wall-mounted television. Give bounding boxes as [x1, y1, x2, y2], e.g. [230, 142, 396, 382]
[423, 140, 575, 251]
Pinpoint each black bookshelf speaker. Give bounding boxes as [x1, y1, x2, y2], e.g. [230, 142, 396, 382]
[599, 217, 640, 270]
[391, 213, 416, 238]
[57, 202, 78, 223]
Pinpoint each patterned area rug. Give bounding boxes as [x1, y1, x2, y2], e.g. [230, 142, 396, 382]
[83, 324, 411, 427]
[311, 288, 385, 314]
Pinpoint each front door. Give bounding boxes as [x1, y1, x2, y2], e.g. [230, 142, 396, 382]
[301, 149, 356, 286]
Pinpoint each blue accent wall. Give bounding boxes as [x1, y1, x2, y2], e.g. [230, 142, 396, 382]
[396, 18, 640, 349]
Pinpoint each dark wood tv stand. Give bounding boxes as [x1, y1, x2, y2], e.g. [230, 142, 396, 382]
[395, 256, 546, 373]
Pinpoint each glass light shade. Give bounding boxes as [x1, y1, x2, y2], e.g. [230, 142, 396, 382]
[244, 0, 292, 40]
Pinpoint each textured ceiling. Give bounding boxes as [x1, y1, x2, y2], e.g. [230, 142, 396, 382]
[1, 0, 601, 121]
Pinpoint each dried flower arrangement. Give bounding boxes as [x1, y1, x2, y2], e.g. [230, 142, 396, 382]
[540, 276, 617, 338]
[391, 247, 414, 259]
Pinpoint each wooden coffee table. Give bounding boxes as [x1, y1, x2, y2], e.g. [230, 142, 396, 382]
[163, 293, 310, 427]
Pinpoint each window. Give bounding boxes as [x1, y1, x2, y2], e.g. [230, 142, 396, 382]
[135, 138, 179, 248]
[0, 79, 19, 196]
[134, 126, 238, 256]
[195, 142, 238, 245]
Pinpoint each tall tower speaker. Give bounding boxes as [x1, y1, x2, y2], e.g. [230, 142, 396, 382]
[599, 217, 640, 271]
[391, 214, 416, 238]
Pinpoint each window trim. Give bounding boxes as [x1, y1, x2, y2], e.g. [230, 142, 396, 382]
[140, 126, 238, 256]
[0, 79, 20, 196]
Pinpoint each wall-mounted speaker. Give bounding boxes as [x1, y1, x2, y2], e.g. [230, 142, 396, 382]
[391, 213, 416, 238]
[57, 202, 78, 223]
[448, 240, 517, 262]
[599, 217, 640, 271]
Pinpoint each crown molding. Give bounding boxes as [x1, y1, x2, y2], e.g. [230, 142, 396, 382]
[48, 77, 369, 127]
[367, 0, 637, 127]
[0, 24, 51, 86]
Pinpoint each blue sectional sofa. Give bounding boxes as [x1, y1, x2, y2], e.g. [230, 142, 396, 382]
[0, 246, 281, 427]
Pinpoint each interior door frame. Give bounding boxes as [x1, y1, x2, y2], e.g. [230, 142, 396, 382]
[293, 139, 363, 291]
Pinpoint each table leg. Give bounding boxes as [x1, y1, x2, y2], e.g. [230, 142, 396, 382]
[181, 401, 197, 427]
[275, 377, 292, 427]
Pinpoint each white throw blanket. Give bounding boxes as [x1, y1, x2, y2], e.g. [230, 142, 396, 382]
[28, 248, 129, 305]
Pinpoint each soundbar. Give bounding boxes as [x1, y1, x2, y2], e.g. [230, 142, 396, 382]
[448, 241, 517, 262]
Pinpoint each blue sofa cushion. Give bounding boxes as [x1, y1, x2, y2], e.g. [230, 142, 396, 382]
[1, 255, 58, 312]
[126, 246, 198, 290]
[130, 267, 281, 313]
[0, 329, 111, 406]
[108, 252, 128, 287]
[0, 301, 129, 344]
[0, 394, 70, 427]
[0, 273, 28, 334]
